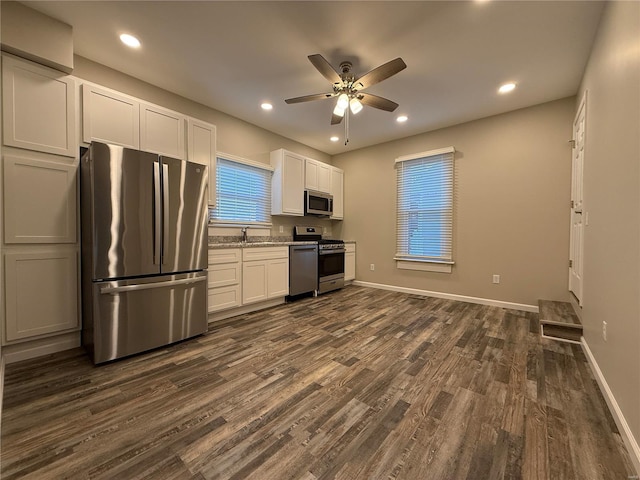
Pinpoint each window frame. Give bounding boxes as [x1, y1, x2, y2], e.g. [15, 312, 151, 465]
[210, 152, 274, 227]
[394, 146, 455, 273]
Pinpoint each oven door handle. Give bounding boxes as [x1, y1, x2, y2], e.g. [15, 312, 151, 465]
[319, 248, 346, 255]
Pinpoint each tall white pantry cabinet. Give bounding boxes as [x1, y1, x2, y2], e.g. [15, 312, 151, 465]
[1, 53, 218, 361]
[1, 54, 80, 359]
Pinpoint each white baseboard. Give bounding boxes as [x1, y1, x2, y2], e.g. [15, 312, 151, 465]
[0, 352, 3, 473]
[352, 281, 538, 313]
[581, 338, 640, 475]
[0, 353, 4, 436]
[3, 332, 81, 364]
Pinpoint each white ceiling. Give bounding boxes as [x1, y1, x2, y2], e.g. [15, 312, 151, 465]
[25, 1, 604, 155]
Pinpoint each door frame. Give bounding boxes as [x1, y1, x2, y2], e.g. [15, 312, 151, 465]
[569, 91, 587, 305]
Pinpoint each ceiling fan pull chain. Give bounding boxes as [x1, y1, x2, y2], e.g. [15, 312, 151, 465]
[345, 108, 349, 145]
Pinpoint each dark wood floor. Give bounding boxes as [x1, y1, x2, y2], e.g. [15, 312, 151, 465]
[2, 286, 635, 479]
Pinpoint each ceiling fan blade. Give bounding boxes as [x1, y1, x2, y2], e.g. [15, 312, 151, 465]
[308, 54, 342, 84]
[331, 113, 344, 125]
[359, 93, 399, 112]
[285, 92, 334, 104]
[355, 58, 407, 90]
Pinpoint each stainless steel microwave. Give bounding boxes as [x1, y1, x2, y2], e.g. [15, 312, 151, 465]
[305, 190, 333, 216]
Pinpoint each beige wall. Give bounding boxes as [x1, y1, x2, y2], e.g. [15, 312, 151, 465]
[333, 97, 575, 307]
[72, 56, 335, 237]
[0, 1, 73, 72]
[577, 0, 640, 450]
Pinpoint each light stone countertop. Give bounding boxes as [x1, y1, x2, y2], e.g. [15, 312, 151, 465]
[209, 241, 318, 249]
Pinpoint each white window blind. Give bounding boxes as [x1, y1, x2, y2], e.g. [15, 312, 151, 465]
[395, 147, 454, 264]
[210, 156, 272, 225]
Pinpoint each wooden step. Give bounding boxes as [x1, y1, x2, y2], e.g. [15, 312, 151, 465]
[538, 300, 583, 343]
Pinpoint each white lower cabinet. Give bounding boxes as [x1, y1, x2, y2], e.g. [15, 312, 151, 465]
[345, 243, 356, 281]
[242, 247, 289, 305]
[267, 258, 289, 297]
[208, 246, 289, 313]
[4, 246, 79, 341]
[242, 261, 268, 304]
[207, 248, 241, 313]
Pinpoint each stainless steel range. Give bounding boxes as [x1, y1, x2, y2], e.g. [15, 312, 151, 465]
[293, 226, 345, 295]
[317, 239, 346, 294]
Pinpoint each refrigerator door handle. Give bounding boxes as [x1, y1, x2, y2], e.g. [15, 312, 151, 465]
[153, 161, 162, 265]
[100, 276, 207, 295]
[162, 162, 170, 266]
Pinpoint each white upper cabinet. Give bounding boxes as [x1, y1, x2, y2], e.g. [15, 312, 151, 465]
[330, 166, 344, 220]
[140, 102, 186, 159]
[3, 154, 77, 244]
[305, 158, 331, 194]
[81, 83, 207, 165]
[187, 118, 217, 206]
[2, 55, 76, 157]
[271, 149, 304, 216]
[82, 84, 140, 149]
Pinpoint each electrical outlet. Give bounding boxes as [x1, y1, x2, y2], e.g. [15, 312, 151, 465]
[323, 227, 327, 234]
[370, 264, 375, 271]
[279, 225, 283, 233]
[602, 321, 607, 341]
[492, 274, 500, 284]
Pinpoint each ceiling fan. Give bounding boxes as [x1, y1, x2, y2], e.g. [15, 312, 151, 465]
[285, 54, 407, 144]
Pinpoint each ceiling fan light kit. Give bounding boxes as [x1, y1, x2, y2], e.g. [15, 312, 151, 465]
[285, 53, 407, 145]
[349, 97, 363, 114]
[336, 93, 349, 110]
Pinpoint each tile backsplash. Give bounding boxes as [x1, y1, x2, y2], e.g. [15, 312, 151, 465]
[208, 216, 342, 241]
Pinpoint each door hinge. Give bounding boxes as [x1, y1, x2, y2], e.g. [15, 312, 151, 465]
[571, 200, 575, 209]
[569, 259, 573, 268]
[569, 139, 576, 148]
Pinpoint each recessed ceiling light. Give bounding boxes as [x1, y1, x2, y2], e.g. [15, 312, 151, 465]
[261, 103, 273, 111]
[397, 115, 408, 123]
[119, 33, 141, 48]
[498, 82, 517, 94]
[330, 136, 339, 142]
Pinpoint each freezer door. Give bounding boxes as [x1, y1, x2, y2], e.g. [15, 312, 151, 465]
[160, 156, 208, 273]
[87, 142, 160, 280]
[85, 272, 208, 363]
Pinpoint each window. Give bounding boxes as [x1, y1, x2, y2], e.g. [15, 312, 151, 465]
[395, 147, 454, 272]
[210, 154, 273, 225]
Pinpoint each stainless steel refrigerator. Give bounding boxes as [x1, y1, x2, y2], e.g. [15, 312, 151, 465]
[80, 142, 209, 364]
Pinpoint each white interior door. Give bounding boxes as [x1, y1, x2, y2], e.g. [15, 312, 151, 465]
[569, 93, 586, 304]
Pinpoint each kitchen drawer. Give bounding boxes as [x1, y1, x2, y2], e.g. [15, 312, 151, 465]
[208, 284, 241, 313]
[208, 263, 240, 288]
[242, 246, 288, 262]
[208, 248, 241, 266]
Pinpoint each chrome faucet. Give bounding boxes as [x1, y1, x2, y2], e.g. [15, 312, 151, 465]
[241, 226, 248, 243]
